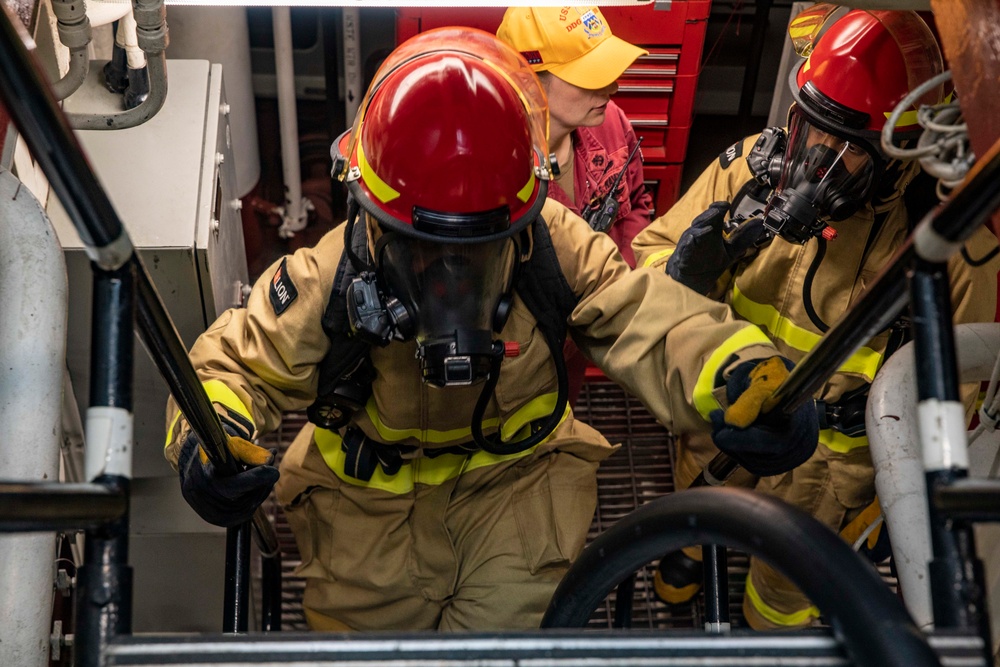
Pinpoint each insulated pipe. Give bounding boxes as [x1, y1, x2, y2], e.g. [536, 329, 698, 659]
[65, 0, 168, 130]
[50, 0, 92, 100]
[273, 6, 307, 239]
[118, 9, 146, 70]
[543, 487, 940, 667]
[867, 322, 1000, 629]
[0, 168, 69, 667]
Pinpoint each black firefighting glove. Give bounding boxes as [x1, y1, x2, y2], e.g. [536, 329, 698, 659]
[666, 201, 765, 295]
[709, 356, 818, 477]
[178, 425, 279, 528]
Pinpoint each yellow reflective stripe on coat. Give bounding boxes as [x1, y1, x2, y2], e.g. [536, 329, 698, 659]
[364, 392, 562, 444]
[641, 247, 675, 268]
[164, 380, 257, 448]
[313, 428, 539, 494]
[693, 326, 776, 420]
[819, 429, 869, 453]
[731, 284, 883, 381]
[744, 573, 820, 627]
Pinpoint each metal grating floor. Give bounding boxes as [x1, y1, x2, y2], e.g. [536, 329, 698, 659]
[256, 377, 894, 632]
[256, 377, 756, 631]
[574, 376, 751, 630]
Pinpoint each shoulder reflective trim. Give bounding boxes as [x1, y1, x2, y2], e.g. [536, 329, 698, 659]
[731, 284, 883, 380]
[744, 573, 820, 627]
[819, 429, 869, 453]
[641, 247, 675, 268]
[357, 138, 400, 204]
[693, 326, 775, 420]
[363, 392, 564, 445]
[313, 427, 539, 494]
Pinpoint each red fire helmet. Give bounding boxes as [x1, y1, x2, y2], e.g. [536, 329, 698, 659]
[333, 28, 551, 242]
[789, 7, 945, 142]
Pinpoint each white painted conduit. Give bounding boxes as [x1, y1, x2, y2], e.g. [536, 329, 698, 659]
[867, 322, 1000, 631]
[272, 6, 311, 239]
[0, 169, 70, 667]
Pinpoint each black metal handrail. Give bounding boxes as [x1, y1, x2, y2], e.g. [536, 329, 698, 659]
[0, 0, 281, 639]
[0, 482, 127, 532]
[933, 478, 1000, 521]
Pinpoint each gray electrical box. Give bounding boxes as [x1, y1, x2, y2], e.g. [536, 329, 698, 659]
[47, 59, 250, 632]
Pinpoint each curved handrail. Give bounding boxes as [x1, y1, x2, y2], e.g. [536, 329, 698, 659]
[542, 487, 940, 667]
[0, 3, 280, 633]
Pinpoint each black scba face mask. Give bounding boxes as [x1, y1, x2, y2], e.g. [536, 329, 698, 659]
[763, 108, 881, 244]
[345, 222, 517, 388]
[378, 232, 517, 387]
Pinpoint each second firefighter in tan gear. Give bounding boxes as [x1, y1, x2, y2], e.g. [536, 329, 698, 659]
[637, 8, 1000, 629]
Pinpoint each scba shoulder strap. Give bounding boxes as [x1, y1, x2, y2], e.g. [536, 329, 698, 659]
[515, 217, 579, 350]
[306, 219, 372, 430]
[306, 216, 580, 434]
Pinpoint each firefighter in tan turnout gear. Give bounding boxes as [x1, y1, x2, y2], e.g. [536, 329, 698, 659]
[165, 29, 818, 632]
[634, 7, 1000, 629]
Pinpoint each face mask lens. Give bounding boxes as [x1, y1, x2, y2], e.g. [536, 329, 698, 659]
[775, 110, 876, 220]
[380, 237, 514, 341]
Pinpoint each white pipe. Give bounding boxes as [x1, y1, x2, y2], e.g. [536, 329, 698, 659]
[272, 6, 307, 239]
[867, 322, 1000, 629]
[117, 8, 145, 69]
[0, 169, 69, 667]
[342, 7, 362, 127]
[85, 0, 132, 29]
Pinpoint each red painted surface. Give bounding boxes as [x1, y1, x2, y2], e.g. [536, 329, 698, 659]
[395, 1, 711, 217]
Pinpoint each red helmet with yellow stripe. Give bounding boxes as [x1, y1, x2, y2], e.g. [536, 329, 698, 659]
[789, 7, 944, 144]
[333, 27, 551, 242]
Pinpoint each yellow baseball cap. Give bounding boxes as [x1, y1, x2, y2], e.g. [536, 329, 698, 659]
[497, 6, 648, 90]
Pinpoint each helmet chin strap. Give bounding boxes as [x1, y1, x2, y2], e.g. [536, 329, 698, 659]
[343, 196, 375, 273]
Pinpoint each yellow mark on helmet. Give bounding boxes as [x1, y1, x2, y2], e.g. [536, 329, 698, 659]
[517, 172, 536, 203]
[357, 135, 400, 204]
[886, 109, 920, 128]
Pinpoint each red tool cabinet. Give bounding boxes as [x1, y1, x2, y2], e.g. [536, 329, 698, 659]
[395, 1, 712, 216]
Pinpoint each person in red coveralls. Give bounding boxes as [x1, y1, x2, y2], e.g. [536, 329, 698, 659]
[498, 5, 654, 403]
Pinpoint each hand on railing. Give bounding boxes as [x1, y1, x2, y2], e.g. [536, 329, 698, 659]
[709, 356, 819, 477]
[178, 425, 279, 528]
